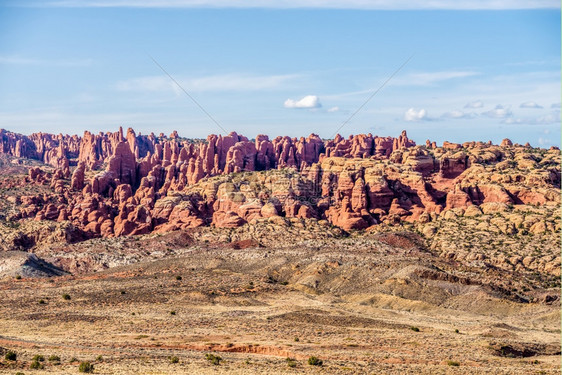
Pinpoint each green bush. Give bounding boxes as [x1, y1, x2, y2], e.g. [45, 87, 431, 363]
[5, 350, 17, 361]
[30, 360, 44, 369]
[48, 354, 61, 363]
[286, 357, 297, 368]
[205, 353, 222, 365]
[447, 360, 460, 366]
[32, 355, 45, 362]
[169, 356, 179, 364]
[308, 356, 323, 366]
[78, 361, 94, 373]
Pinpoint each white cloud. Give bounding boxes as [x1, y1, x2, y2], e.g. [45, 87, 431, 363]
[327, 106, 339, 112]
[441, 110, 477, 119]
[520, 101, 543, 109]
[284, 95, 322, 109]
[483, 105, 512, 119]
[393, 71, 479, 86]
[41, 0, 560, 9]
[404, 108, 429, 122]
[464, 100, 484, 109]
[116, 73, 298, 92]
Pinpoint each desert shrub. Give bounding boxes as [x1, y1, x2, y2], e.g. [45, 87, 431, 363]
[32, 355, 45, 362]
[69, 357, 78, 363]
[169, 355, 179, 364]
[5, 350, 17, 361]
[48, 354, 61, 363]
[205, 353, 222, 365]
[410, 326, 420, 332]
[294, 337, 299, 342]
[15, 275, 21, 280]
[30, 360, 44, 369]
[38, 299, 45, 304]
[175, 276, 182, 281]
[447, 360, 460, 366]
[62, 293, 71, 300]
[170, 311, 176, 315]
[96, 355, 103, 362]
[308, 356, 323, 366]
[286, 357, 297, 368]
[15, 372, 24, 375]
[78, 361, 94, 373]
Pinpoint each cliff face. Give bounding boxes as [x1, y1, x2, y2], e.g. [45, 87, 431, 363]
[1, 127, 560, 244]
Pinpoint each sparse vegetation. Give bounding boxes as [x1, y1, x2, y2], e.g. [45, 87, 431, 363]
[205, 353, 222, 365]
[78, 361, 94, 373]
[447, 360, 460, 366]
[308, 356, 323, 366]
[30, 360, 44, 369]
[286, 357, 297, 368]
[169, 355, 179, 364]
[48, 355, 61, 363]
[62, 293, 71, 300]
[5, 350, 17, 361]
[410, 326, 420, 332]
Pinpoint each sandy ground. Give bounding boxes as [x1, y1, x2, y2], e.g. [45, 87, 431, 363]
[0, 244, 559, 374]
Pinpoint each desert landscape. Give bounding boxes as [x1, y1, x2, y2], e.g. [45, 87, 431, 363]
[0, 128, 559, 374]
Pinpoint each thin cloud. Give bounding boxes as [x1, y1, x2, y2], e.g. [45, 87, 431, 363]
[551, 102, 561, 108]
[284, 95, 322, 109]
[0, 55, 93, 67]
[464, 100, 484, 109]
[502, 110, 560, 125]
[441, 110, 477, 119]
[40, 0, 560, 9]
[393, 71, 479, 86]
[483, 105, 512, 119]
[520, 101, 543, 109]
[327, 106, 339, 112]
[116, 73, 299, 92]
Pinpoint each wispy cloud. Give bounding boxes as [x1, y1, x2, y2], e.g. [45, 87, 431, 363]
[441, 110, 477, 119]
[116, 73, 299, 93]
[392, 71, 479, 86]
[284, 95, 321, 109]
[482, 104, 512, 119]
[502, 110, 560, 125]
[464, 100, 484, 109]
[39, 0, 560, 9]
[0, 55, 93, 67]
[519, 101, 543, 109]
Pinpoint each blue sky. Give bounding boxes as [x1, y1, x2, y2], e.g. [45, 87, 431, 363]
[0, 1, 560, 147]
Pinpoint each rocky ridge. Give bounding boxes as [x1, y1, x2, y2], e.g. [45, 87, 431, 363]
[0, 128, 559, 264]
